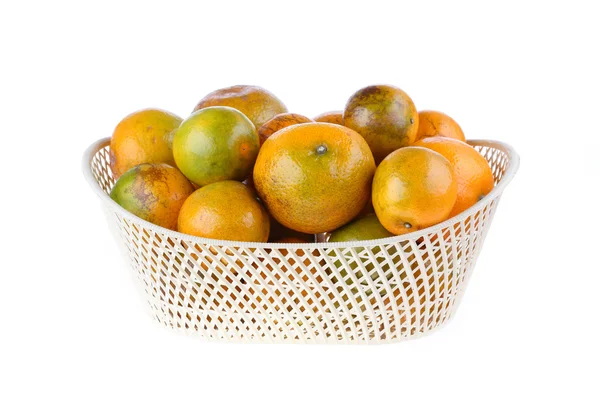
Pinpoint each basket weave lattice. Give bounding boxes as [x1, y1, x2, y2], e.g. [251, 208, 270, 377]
[83, 138, 518, 344]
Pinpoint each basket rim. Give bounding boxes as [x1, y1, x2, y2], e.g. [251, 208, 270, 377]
[82, 137, 519, 249]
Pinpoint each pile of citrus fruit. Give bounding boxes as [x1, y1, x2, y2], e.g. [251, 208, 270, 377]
[109, 84, 494, 243]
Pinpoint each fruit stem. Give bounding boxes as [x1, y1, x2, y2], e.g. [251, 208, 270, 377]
[316, 144, 327, 155]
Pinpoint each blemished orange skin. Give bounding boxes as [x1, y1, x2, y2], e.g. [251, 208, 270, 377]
[372, 147, 458, 235]
[110, 108, 182, 178]
[414, 137, 494, 217]
[344, 85, 419, 163]
[415, 110, 466, 142]
[258, 113, 312, 145]
[193, 85, 288, 129]
[109, 163, 194, 230]
[253, 122, 376, 234]
[178, 180, 270, 242]
[313, 110, 344, 125]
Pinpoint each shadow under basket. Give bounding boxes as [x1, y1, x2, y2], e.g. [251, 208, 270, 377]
[83, 138, 519, 344]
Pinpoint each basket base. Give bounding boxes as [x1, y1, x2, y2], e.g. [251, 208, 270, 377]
[143, 294, 462, 344]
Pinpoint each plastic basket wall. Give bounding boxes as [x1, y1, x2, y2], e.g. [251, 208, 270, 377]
[83, 138, 518, 344]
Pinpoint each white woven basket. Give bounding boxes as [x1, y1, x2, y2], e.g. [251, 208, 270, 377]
[83, 138, 518, 344]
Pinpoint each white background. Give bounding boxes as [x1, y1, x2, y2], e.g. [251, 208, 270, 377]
[1, 1, 599, 399]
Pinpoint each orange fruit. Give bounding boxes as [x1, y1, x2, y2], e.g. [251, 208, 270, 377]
[253, 122, 376, 234]
[257, 113, 312, 145]
[110, 163, 194, 230]
[178, 180, 270, 242]
[193, 85, 288, 128]
[313, 110, 343, 125]
[173, 106, 259, 187]
[415, 110, 466, 142]
[414, 137, 494, 217]
[372, 147, 458, 235]
[344, 85, 418, 163]
[109, 108, 182, 178]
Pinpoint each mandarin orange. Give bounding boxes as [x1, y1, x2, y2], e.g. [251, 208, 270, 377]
[372, 147, 457, 235]
[193, 85, 287, 128]
[110, 163, 194, 230]
[344, 85, 418, 163]
[178, 180, 269, 242]
[253, 123, 376, 234]
[414, 137, 494, 217]
[110, 108, 182, 178]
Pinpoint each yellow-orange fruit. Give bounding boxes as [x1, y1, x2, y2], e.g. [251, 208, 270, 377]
[414, 137, 494, 217]
[178, 180, 270, 242]
[253, 122, 376, 234]
[372, 147, 458, 235]
[109, 108, 182, 178]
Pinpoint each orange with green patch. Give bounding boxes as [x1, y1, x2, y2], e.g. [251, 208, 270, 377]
[109, 108, 182, 178]
[173, 106, 259, 187]
[253, 122, 376, 234]
[193, 85, 288, 129]
[109, 163, 194, 230]
[258, 113, 312, 145]
[344, 85, 418, 163]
